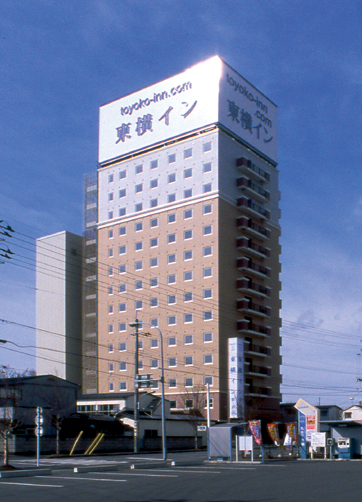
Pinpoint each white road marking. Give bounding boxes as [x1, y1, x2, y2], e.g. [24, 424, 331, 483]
[0, 481, 63, 487]
[36, 475, 127, 482]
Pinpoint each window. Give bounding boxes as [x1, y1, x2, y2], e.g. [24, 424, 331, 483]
[135, 300, 143, 309]
[150, 198, 158, 208]
[135, 242, 142, 252]
[109, 382, 114, 392]
[119, 245, 126, 254]
[170, 400, 176, 409]
[108, 286, 113, 295]
[203, 183, 212, 193]
[108, 229, 113, 238]
[108, 343, 114, 352]
[203, 141, 212, 152]
[119, 322, 126, 331]
[150, 179, 158, 188]
[108, 305, 114, 314]
[168, 357, 177, 367]
[168, 316, 176, 325]
[203, 289, 212, 299]
[184, 250, 192, 260]
[108, 363, 113, 372]
[203, 246, 212, 256]
[119, 188, 126, 198]
[108, 211, 113, 219]
[150, 278, 158, 287]
[184, 230, 192, 240]
[119, 226, 126, 235]
[204, 310, 213, 320]
[151, 380, 158, 389]
[168, 153, 176, 163]
[120, 382, 127, 390]
[135, 183, 143, 193]
[150, 218, 158, 228]
[138, 340, 143, 350]
[119, 207, 126, 216]
[203, 225, 212, 235]
[119, 342, 126, 351]
[150, 237, 158, 247]
[168, 337, 176, 346]
[119, 264, 126, 274]
[168, 234, 176, 244]
[108, 267, 114, 276]
[119, 303, 126, 312]
[119, 169, 126, 179]
[184, 209, 193, 219]
[203, 267, 212, 278]
[185, 380, 193, 390]
[150, 297, 158, 307]
[150, 318, 158, 327]
[204, 332, 213, 342]
[184, 271, 192, 281]
[204, 354, 213, 364]
[168, 295, 176, 304]
[108, 324, 114, 333]
[108, 248, 114, 258]
[184, 334, 193, 344]
[203, 204, 212, 214]
[150, 159, 158, 169]
[168, 254, 176, 264]
[168, 193, 176, 203]
[185, 398, 193, 408]
[184, 168, 192, 178]
[119, 362, 127, 371]
[135, 280, 142, 290]
[135, 222, 143, 231]
[168, 274, 176, 284]
[204, 397, 214, 408]
[151, 359, 158, 368]
[184, 148, 192, 159]
[184, 313, 193, 323]
[151, 338, 159, 348]
[184, 292, 193, 302]
[108, 173, 114, 183]
[135, 164, 143, 174]
[169, 379, 177, 388]
[150, 257, 158, 267]
[168, 173, 176, 183]
[108, 192, 114, 201]
[184, 189, 192, 198]
[135, 202, 143, 212]
[203, 162, 212, 173]
[168, 213, 176, 223]
[204, 376, 213, 386]
[135, 261, 143, 270]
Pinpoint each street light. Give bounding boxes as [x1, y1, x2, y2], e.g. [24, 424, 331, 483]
[128, 319, 167, 460]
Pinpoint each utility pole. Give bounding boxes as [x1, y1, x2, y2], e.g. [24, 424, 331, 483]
[129, 315, 140, 453]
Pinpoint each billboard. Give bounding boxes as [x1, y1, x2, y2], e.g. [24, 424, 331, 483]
[228, 337, 244, 418]
[99, 56, 277, 164]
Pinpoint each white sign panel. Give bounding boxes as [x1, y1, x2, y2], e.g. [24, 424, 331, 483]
[228, 337, 244, 419]
[311, 432, 326, 448]
[99, 56, 277, 164]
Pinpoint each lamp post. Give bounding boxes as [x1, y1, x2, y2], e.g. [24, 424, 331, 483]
[129, 316, 140, 454]
[128, 320, 167, 460]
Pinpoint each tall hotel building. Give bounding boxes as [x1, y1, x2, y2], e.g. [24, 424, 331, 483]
[83, 57, 282, 421]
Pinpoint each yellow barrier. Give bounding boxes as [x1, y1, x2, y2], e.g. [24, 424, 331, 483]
[69, 430, 84, 456]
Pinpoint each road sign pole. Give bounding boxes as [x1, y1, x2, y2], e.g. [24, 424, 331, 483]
[35, 407, 43, 467]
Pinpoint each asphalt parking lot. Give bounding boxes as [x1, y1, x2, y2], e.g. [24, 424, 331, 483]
[2, 452, 362, 502]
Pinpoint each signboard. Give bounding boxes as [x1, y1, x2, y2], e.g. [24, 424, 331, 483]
[99, 56, 277, 165]
[295, 398, 319, 441]
[228, 337, 244, 418]
[311, 432, 326, 448]
[238, 435, 253, 451]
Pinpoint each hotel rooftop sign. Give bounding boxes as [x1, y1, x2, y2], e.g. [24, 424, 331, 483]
[99, 56, 277, 164]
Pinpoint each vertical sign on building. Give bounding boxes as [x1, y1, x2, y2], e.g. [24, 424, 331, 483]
[228, 337, 244, 418]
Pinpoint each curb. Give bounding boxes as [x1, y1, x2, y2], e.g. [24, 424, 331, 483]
[130, 461, 168, 469]
[170, 460, 205, 466]
[73, 464, 120, 473]
[0, 468, 52, 479]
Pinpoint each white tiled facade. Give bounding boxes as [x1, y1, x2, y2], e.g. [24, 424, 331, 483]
[92, 57, 282, 421]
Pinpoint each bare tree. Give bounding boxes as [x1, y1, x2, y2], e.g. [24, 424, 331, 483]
[180, 385, 206, 449]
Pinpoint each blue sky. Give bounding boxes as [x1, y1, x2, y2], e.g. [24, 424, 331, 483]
[1, 0, 362, 408]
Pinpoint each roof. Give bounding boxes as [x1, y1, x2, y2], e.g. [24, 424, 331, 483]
[0, 374, 79, 388]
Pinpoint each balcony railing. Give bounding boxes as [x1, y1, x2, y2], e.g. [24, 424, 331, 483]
[237, 258, 271, 278]
[236, 157, 270, 182]
[236, 217, 271, 239]
[237, 237, 271, 258]
[244, 342, 271, 356]
[237, 197, 270, 220]
[237, 320, 271, 336]
[245, 364, 271, 377]
[236, 300, 271, 317]
[236, 177, 270, 201]
[245, 386, 272, 397]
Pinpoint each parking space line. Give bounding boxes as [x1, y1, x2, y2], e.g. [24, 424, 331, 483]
[37, 475, 127, 482]
[0, 481, 63, 487]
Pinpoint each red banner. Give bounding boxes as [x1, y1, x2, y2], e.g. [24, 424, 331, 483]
[249, 420, 262, 445]
[267, 423, 280, 446]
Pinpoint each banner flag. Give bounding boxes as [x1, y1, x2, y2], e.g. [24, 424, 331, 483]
[267, 423, 280, 446]
[249, 420, 262, 445]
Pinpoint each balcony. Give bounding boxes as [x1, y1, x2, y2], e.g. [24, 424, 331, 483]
[236, 157, 270, 183]
[244, 342, 271, 358]
[236, 300, 271, 318]
[236, 217, 270, 240]
[236, 177, 270, 202]
[237, 237, 270, 259]
[237, 320, 271, 337]
[245, 385, 272, 397]
[245, 364, 271, 377]
[237, 278, 271, 298]
[237, 258, 271, 279]
[237, 197, 270, 220]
